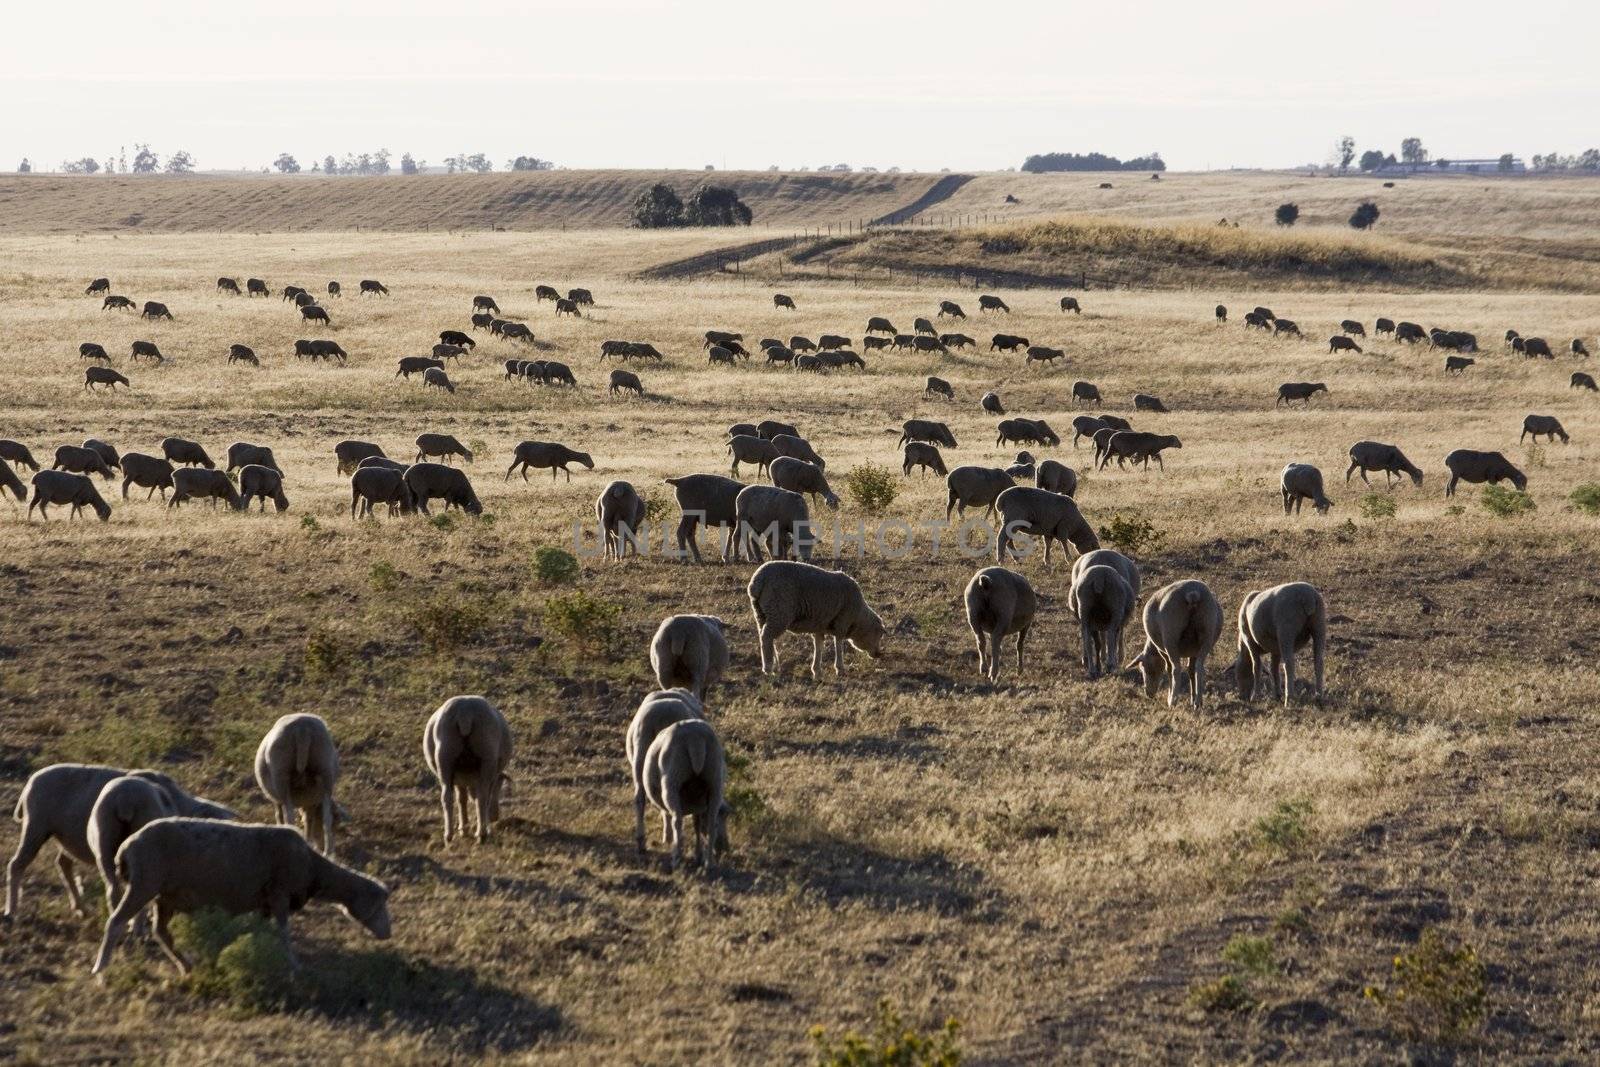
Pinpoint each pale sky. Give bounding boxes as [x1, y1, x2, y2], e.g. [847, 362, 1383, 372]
[5, 0, 1596, 173]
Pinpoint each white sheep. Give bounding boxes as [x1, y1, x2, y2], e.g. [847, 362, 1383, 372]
[254, 713, 342, 856]
[1125, 579, 1224, 707]
[423, 696, 513, 844]
[87, 775, 226, 928]
[1070, 548, 1140, 604]
[649, 615, 730, 701]
[1236, 582, 1328, 706]
[962, 567, 1037, 682]
[642, 720, 727, 873]
[747, 560, 885, 678]
[624, 688, 704, 853]
[1070, 564, 1135, 679]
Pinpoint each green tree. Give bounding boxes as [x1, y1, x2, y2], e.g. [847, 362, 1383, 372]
[1497, 153, 1514, 173]
[1359, 149, 1386, 172]
[400, 152, 419, 175]
[1337, 136, 1356, 171]
[1349, 201, 1380, 230]
[273, 153, 300, 174]
[508, 155, 554, 171]
[1400, 137, 1427, 166]
[322, 154, 337, 175]
[372, 148, 391, 175]
[683, 184, 753, 226]
[165, 150, 196, 174]
[631, 182, 684, 228]
[1274, 202, 1300, 227]
[131, 144, 159, 173]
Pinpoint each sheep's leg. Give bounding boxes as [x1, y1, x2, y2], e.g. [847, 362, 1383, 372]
[1278, 647, 1295, 707]
[633, 787, 648, 853]
[151, 901, 192, 975]
[1080, 617, 1096, 679]
[659, 809, 671, 847]
[476, 786, 492, 843]
[56, 853, 86, 915]
[1192, 654, 1209, 708]
[667, 807, 686, 871]
[92, 882, 153, 975]
[319, 795, 335, 857]
[973, 627, 988, 678]
[4, 822, 49, 918]
[809, 635, 825, 679]
[1165, 652, 1184, 707]
[1015, 626, 1029, 677]
[759, 624, 778, 674]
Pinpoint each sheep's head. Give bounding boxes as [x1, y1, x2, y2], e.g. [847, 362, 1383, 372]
[343, 879, 392, 941]
[851, 610, 886, 659]
[1124, 642, 1166, 698]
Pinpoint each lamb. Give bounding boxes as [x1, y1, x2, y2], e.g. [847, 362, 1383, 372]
[642, 720, 727, 873]
[1345, 441, 1424, 488]
[747, 560, 885, 678]
[735, 485, 814, 561]
[1133, 393, 1169, 413]
[771, 456, 839, 509]
[664, 473, 744, 563]
[1, 439, 40, 471]
[925, 376, 955, 400]
[405, 462, 484, 514]
[1444, 355, 1475, 373]
[899, 419, 957, 449]
[1236, 582, 1327, 706]
[944, 466, 1015, 520]
[1215, 304, 1228, 323]
[161, 437, 215, 469]
[1071, 415, 1109, 447]
[1070, 564, 1135, 679]
[708, 345, 738, 367]
[626, 689, 705, 853]
[757, 419, 801, 441]
[596, 480, 647, 560]
[1006, 451, 1036, 481]
[225, 442, 279, 473]
[28, 470, 112, 521]
[1070, 548, 1140, 604]
[963, 567, 1037, 682]
[255, 713, 342, 856]
[6, 763, 232, 921]
[1025, 345, 1065, 366]
[83, 367, 130, 391]
[650, 616, 730, 700]
[1573, 372, 1598, 391]
[422, 367, 457, 393]
[423, 696, 513, 844]
[1573, 338, 1590, 357]
[981, 391, 1005, 415]
[902, 441, 948, 479]
[88, 775, 236, 925]
[506, 441, 594, 482]
[994, 486, 1099, 564]
[1276, 382, 1329, 407]
[170, 468, 244, 510]
[1280, 463, 1333, 515]
[80, 342, 110, 362]
[1444, 449, 1527, 496]
[1072, 381, 1102, 406]
[53, 444, 115, 480]
[415, 432, 473, 465]
[609, 369, 644, 396]
[1374, 317, 1395, 336]
[1035, 459, 1077, 496]
[350, 465, 413, 518]
[1099, 431, 1183, 471]
[91, 819, 390, 976]
[335, 439, 386, 474]
[727, 434, 781, 478]
[1521, 415, 1569, 444]
[1124, 579, 1224, 708]
[239, 464, 290, 512]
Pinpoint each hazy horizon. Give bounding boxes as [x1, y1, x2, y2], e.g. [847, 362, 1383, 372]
[8, 0, 1597, 174]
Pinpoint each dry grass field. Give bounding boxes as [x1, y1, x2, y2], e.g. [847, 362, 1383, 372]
[1, 198, 1598, 1064]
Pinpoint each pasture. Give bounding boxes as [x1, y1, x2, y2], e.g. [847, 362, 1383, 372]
[1, 208, 1598, 1063]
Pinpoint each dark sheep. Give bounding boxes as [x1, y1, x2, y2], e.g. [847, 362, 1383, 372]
[555, 298, 580, 317]
[29, 470, 112, 521]
[79, 342, 110, 362]
[227, 344, 259, 366]
[84, 367, 130, 391]
[663, 473, 744, 563]
[1214, 304, 1227, 323]
[301, 305, 330, 324]
[396, 356, 444, 380]
[359, 279, 389, 296]
[609, 369, 644, 396]
[473, 295, 500, 313]
[535, 285, 559, 302]
[1025, 345, 1065, 366]
[327, 281, 341, 297]
[170, 468, 244, 511]
[421, 367, 456, 393]
[1099, 431, 1182, 471]
[141, 301, 173, 321]
[1573, 339, 1590, 357]
[925, 376, 955, 400]
[818, 335, 851, 351]
[130, 340, 164, 363]
[944, 466, 1015, 520]
[1273, 318, 1302, 338]
[978, 295, 1010, 313]
[865, 317, 896, 335]
[440, 330, 475, 349]
[434, 343, 467, 362]
[415, 433, 473, 465]
[161, 437, 215, 469]
[1394, 322, 1427, 344]
[1035, 459, 1077, 496]
[941, 333, 975, 349]
[914, 317, 937, 337]
[239, 465, 290, 512]
[773, 293, 796, 310]
[119, 453, 175, 500]
[1443, 449, 1526, 496]
[568, 288, 594, 306]
[1329, 335, 1362, 354]
[899, 419, 957, 449]
[1345, 441, 1423, 488]
[1276, 382, 1329, 407]
[247, 278, 270, 297]
[764, 345, 795, 366]
[938, 300, 966, 319]
[217, 277, 241, 294]
[350, 466, 413, 518]
[0, 440, 41, 472]
[902, 442, 947, 478]
[1522, 337, 1553, 359]
[912, 335, 948, 355]
[1572, 372, 1597, 391]
[102, 295, 136, 311]
[225, 443, 279, 473]
[1133, 393, 1168, 413]
[86, 278, 111, 295]
[506, 441, 594, 482]
[282, 286, 306, 303]
[1374, 317, 1395, 336]
[758, 420, 800, 441]
[1444, 355, 1475, 374]
[1072, 381, 1102, 406]
[1520, 415, 1569, 444]
[53, 445, 115, 480]
[0, 461, 24, 502]
[982, 391, 1005, 415]
[990, 334, 1029, 352]
[863, 336, 890, 352]
[334, 440, 385, 474]
[471, 313, 496, 331]
[1060, 296, 1082, 314]
[294, 292, 318, 308]
[404, 463, 483, 515]
[1339, 319, 1367, 337]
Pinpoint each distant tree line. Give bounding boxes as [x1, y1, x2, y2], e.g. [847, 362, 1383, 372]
[1528, 149, 1600, 171]
[42, 144, 192, 175]
[1020, 152, 1166, 173]
[631, 182, 753, 228]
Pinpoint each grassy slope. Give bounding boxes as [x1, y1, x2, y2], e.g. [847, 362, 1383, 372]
[0, 233, 1598, 1063]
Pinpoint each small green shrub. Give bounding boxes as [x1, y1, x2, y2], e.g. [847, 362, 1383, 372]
[303, 629, 351, 676]
[844, 463, 898, 514]
[1445, 504, 1465, 517]
[643, 495, 673, 527]
[1568, 483, 1600, 516]
[408, 596, 493, 651]
[299, 515, 320, 533]
[1187, 974, 1255, 1014]
[1255, 798, 1313, 852]
[543, 589, 622, 655]
[1358, 493, 1396, 520]
[369, 560, 401, 592]
[1480, 484, 1535, 518]
[1365, 928, 1487, 1044]
[1097, 513, 1166, 556]
[429, 513, 458, 532]
[1222, 935, 1278, 978]
[533, 546, 581, 586]
[171, 909, 292, 1012]
[810, 998, 962, 1067]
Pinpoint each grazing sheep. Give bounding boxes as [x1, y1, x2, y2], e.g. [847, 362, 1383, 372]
[771, 456, 839, 509]
[609, 369, 644, 396]
[938, 300, 966, 318]
[704, 330, 742, 348]
[1574, 339, 1591, 358]
[1445, 355, 1475, 374]
[440, 330, 475, 350]
[1345, 441, 1424, 488]
[86, 277, 111, 295]
[141, 301, 174, 321]
[1025, 345, 1065, 367]
[911, 335, 947, 356]
[1006, 451, 1036, 481]
[625, 689, 704, 851]
[945, 466, 1015, 520]
[995, 418, 1051, 448]
[84, 366, 130, 391]
[1035, 459, 1077, 496]
[507, 441, 593, 482]
[708, 345, 738, 367]
[762, 345, 794, 366]
[1125, 579, 1224, 708]
[53, 445, 115, 480]
[1329, 335, 1362, 354]
[102, 295, 136, 311]
[350, 465, 413, 518]
[727, 422, 759, 440]
[642, 720, 727, 873]
[902, 442, 948, 479]
[995, 486, 1098, 564]
[334, 440, 385, 474]
[1070, 564, 1135, 679]
[568, 288, 594, 306]
[865, 316, 896, 335]
[818, 334, 851, 351]
[1394, 322, 1426, 343]
[1277, 382, 1329, 407]
[1071, 415, 1110, 447]
[925, 376, 955, 400]
[664, 473, 744, 563]
[300, 305, 330, 325]
[913, 317, 937, 337]
[1521, 415, 1569, 444]
[1244, 312, 1271, 330]
[245, 278, 269, 297]
[990, 334, 1029, 353]
[1237, 583, 1328, 706]
[170, 468, 244, 510]
[130, 340, 164, 363]
[118, 453, 174, 501]
[472, 295, 500, 314]
[415, 433, 473, 465]
[1374, 317, 1395, 336]
[396, 356, 444, 380]
[405, 462, 483, 514]
[1215, 304, 1228, 323]
[1340, 319, 1367, 337]
[650, 616, 730, 700]
[1133, 393, 1168, 413]
[423, 696, 513, 845]
[227, 344, 259, 366]
[1099, 431, 1183, 471]
[757, 419, 801, 441]
[596, 480, 647, 560]
[80, 342, 110, 362]
[1090, 427, 1120, 468]
[88, 776, 234, 925]
[225, 442, 279, 473]
[727, 434, 781, 478]
[1273, 318, 1301, 337]
[772, 293, 796, 310]
[735, 485, 814, 561]
[0, 462, 23, 502]
[161, 437, 214, 469]
[981, 391, 1005, 415]
[863, 336, 890, 352]
[91, 819, 390, 976]
[359, 279, 389, 296]
[239, 464, 290, 512]
[255, 713, 341, 856]
[1572, 372, 1598, 391]
[1072, 381, 1102, 406]
[434, 343, 467, 362]
[358, 456, 408, 472]
[327, 281, 341, 297]
[1522, 337, 1554, 359]
[1, 439, 41, 472]
[941, 333, 976, 350]
[890, 334, 916, 352]
[1444, 449, 1527, 496]
[1070, 548, 1140, 605]
[963, 567, 1036, 682]
[1061, 296, 1082, 314]
[772, 433, 825, 470]
[747, 560, 884, 678]
[541, 360, 578, 387]
[1281, 463, 1333, 515]
[979, 294, 1010, 313]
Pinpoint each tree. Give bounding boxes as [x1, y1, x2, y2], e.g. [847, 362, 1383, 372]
[372, 149, 391, 175]
[631, 182, 684, 228]
[1359, 149, 1387, 172]
[1578, 149, 1600, 171]
[103, 158, 115, 175]
[1349, 201, 1380, 230]
[131, 144, 159, 173]
[683, 184, 753, 226]
[165, 150, 196, 174]
[1400, 138, 1427, 167]
[323, 155, 337, 175]
[1274, 202, 1300, 227]
[400, 152, 419, 175]
[508, 156, 554, 171]
[1338, 136, 1356, 172]
[1020, 151, 1161, 173]
[274, 153, 301, 174]
[61, 158, 99, 174]
[1498, 154, 1515, 173]
[17, 158, 30, 173]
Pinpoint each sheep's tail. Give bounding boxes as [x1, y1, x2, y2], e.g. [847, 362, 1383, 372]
[455, 707, 476, 739]
[748, 570, 769, 625]
[292, 727, 313, 776]
[687, 733, 709, 775]
[1182, 587, 1203, 607]
[12, 790, 24, 822]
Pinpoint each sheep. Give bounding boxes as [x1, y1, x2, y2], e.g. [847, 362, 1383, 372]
[978, 294, 1010, 313]
[255, 713, 341, 856]
[664, 473, 744, 563]
[863, 336, 890, 352]
[225, 442, 279, 474]
[1, 439, 40, 471]
[1006, 451, 1036, 481]
[642, 720, 727, 873]
[1125, 579, 1224, 708]
[704, 329, 742, 348]
[902, 441, 948, 479]
[53, 444, 115, 480]
[1521, 415, 1569, 444]
[771, 456, 839, 509]
[506, 441, 594, 482]
[396, 356, 444, 379]
[650, 616, 730, 700]
[1346, 441, 1424, 488]
[84, 366, 130, 391]
[1281, 463, 1332, 515]
[1444, 449, 1527, 496]
[996, 418, 1052, 448]
[0, 462, 22, 503]
[914, 316, 937, 336]
[735, 485, 814, 561]
[1070, 564, 1135, 679]
[609, 369, 644, 396]
[1329, 335, 1362, 354]
[5, 763, 232, 922]
[130, 340, 165, 363]
[757, 419, 800, 441]
[1339, 319, 1367, 337]
[925, 376, 955, 400]
[1061, 296, 1082, 314]
[1445, 355, 1475, 374]
[405, 462, 484, 514]
[88, 775, 235, 927]
[91, 819, 390, 977]
[1070, 548, 1140, 604]
[141, 301, 174, 321]
[1025, 345, 1065, 367]
[765, 345, 796, 366]
[1237, 583, 1328, 706]
[1099, 431, 1182, 472]
[1522, 337, 1553, 359]
[568, 287, 594, 306]
[1273, 318, 1302, 337]
[440, 329, 475, 349]
[894, 419, 956, 451]
[422, 366, 456, 393]
[350, 465, 412, 518]
[747, 560, 884, 678]
[865, 316, 896, 335]
[239, 464, 290, 512]
[772, 433, 826, 470]
[80, 342, 110, 362]
[423, 696, 513, 845]
[941, 333, 976, 350]
[1574, 339, 1592, 358]
[1276, 382, 1329, 407]
[1090, 427, 1120, 468]
[727, 434, 780, 478]
[963, 567, 1036, 682]
[626, 689, 705, 852]
[945, 466, 1015, 520]
[596, 480, 647, 560]
[1071, 415, 1110, 447]
[796, 354, 827, 373]
[1072, 381, 1102, 406]
[1133, 393, 1168, 413]
[1394, 322, 1426, 343]
[911, 336, 947, 356]
[1373, 317, 1395, 335]
[335, 439, 385, 475]
[1573, 372, 1598, 391]
[938, 300, 966, 318]
[818, 334, 851, 350]
[1215, 304, 1228, 323]
[86, 277, 111, 295]
[415, 432, 473, 465]
[981, 391, 1005, 415]
[161, 437, 214, 469]
[1035, 459, 1077, 496]
[994, 486, 1099, 564]
[708, 345, 738, 367]
[169, 468, 243, 510]
[26, 469, 111, 521]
